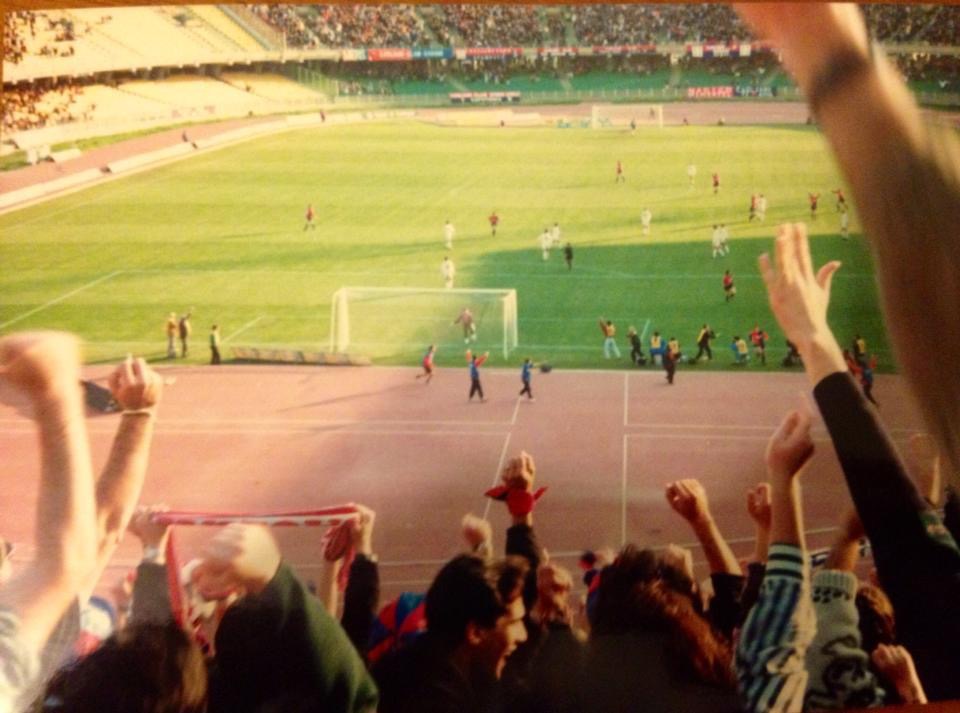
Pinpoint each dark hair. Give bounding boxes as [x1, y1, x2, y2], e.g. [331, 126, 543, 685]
[856, 582, 897, 654]
[590, 547, 733, 689]
[425, 554, 528, 647]
[40, 622, 206, 713]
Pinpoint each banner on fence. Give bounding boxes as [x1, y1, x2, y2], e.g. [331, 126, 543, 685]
[686, 85, 734, 99]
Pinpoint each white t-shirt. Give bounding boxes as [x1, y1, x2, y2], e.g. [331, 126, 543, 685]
[441, 260, 455, 278]
[687, 164, 697, 178]
[0, 610, 40, 713]
[539, 232, 552, 250]
[641, 210, 652, 227]
[444, 224, 455, 242]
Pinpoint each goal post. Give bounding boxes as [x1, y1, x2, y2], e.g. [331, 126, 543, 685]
[591, 102, 664, 129]
[330, 287, 519, 360]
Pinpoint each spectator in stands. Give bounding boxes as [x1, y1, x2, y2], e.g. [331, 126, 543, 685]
[755, 221, 960, 700]
[373, 554, 528, 713]
[0, 333, 163, 711]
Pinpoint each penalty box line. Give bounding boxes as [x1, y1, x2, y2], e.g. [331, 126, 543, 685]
[0, 270, 124, 331]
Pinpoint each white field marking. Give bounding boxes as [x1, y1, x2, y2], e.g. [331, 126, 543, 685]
[621, 434, 629, 547]
[639, 318, 651, 342]
[482, 432, 513, 521]
[121, 267, 876, 280]
[223, 316, 265, 343]
[622, 372, 629, 427]
[0, 271, 122, 330]
[510, 396, 522, 425]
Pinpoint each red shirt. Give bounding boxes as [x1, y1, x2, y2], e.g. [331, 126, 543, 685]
[489, 213, 499, 226]
[306, 206, 314, 220]
[723, 274, 733, 289]
[712, 174, 719, 186]
[809, 194, 819, 208]
[616, 162, 622, 174]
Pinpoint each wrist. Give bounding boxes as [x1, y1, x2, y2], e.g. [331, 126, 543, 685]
[141, 545, 164, 564]
[797, 331, 846, 386]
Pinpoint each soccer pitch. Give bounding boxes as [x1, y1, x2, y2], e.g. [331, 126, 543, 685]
[0, 121, 887, 370]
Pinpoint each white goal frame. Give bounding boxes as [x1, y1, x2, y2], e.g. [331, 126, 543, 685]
[330, 286, 519, 359]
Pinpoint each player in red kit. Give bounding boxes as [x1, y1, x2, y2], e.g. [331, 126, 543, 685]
[808, 192, 820, 219]
[304, 203, 316, 231]
[416, 344, 437, 383]
[749, 193, 758, 221]
[616, 160, 625, 183]
[723, 270, 736, 302]
[488, 211, 499, 236]
[832, 188, 847, 211]
[712, 173, 720, 194]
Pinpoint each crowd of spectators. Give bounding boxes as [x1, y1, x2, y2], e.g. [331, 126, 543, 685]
[1, 80, 87, 134]
[5, 4, 960, 713]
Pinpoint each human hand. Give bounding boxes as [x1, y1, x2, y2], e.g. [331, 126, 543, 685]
[872, 644, 927, 704]
[128, 505, 171, 550]
[501, 451, 535, 491]
[533, 563, 573, 626]
[765, 409, 815, 481]
[461, 513, 493, 555]
[350, 505, 376, 556]
[746, 483, 772, 531]
[758, 224, 842, 355]
[733, 3, 870, 90]
[193, 523, 281, 599]
[0, 331, 81, 405]
[665, 479, 711, 526]
[108, 354, 163, 412]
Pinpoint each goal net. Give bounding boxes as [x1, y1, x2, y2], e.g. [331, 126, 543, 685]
[590, 103, 664, 129]
[330, 287, 518, 360]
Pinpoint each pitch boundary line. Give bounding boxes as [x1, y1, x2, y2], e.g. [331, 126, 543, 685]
[483, 432, 513, 521]
[0, 271, 123, 331]
[223, 316, 265, 343]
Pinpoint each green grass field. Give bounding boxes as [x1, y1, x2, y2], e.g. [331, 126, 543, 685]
[0, 121, 887, 370]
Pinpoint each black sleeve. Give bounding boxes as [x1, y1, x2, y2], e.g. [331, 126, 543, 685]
[813, 371, 960, 700]
[737, 562, 766, 630]
[341, 554, 380, 661]
[506, 523, 542, 611]
[705, 572, 745, 640]
[131, 561, 173, 625]
[944, 486, 960, 545]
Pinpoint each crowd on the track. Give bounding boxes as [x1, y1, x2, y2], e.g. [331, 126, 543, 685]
[4, 4, 960, 713]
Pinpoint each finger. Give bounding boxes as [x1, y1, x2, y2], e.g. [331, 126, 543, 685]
[773, 227, 790, 280]
[132, 356, 148, 382]
[793, 223, 812, 278]
[778, 225, 798, 282]
[757, 253, 775, 292]
[815, 260, 842, 296]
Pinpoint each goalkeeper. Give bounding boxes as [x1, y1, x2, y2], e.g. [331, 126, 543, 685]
[454, 307, 477, 344]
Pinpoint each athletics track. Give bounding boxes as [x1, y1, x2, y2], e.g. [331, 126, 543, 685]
[0, 363, 927, 603]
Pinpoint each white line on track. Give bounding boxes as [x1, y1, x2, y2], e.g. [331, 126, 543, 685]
[0, 271, 123, 331]
[482, 432, 513, 521]
[223, 316, 264, 343]
[621, 434, 628, 547]
[622, 372, 629, 427]
[510, 397, 521, 426]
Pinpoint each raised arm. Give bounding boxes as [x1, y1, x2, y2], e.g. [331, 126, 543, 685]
[0, 333, 97, 655]
[736, 409, 815, 713]
[665, 479, 741, 576]
[736, 1, 960, 480]
[84, 356, 163, 597]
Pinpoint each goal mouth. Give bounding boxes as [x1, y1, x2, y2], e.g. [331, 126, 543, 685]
[330, 287, 518, 361]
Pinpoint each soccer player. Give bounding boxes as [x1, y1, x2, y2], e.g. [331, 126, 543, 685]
[616, 160, 625, 183]
[723, 270, 736, 302]
[832, 188, 847, 211]
[209, 324, 221, 365]
[598, 318, 620, 359]
[454, 307, 477, 344]
[165, 312, 177, 359]
[718, 224, 730, 255]
[538, 228, 552, 261]
[694, 324, 716, 362]
[711, 225, 724, 259]
[441, 256, 456, 289]
[732, 335, 749, 364]
[687, 163, 697, 189]
[627, 327, 646, 365]
[518, 357, 535, 400]
[667, 336, 682, 363]
[852, 334, 867, 365]
[488, 211, 499, 236]
[749, 325, 769, 365]
[757, 194, 768, 221]
[466, 349, 489, 402]
[649, 331, 665, 365]
[444, 220, 455, 249]
[840, 203, 850, 238]
[550, 222, 561, 248]
[304, 203, 316, 231]
[712, 172, 720, 194]
[640, 207, 652, 236]
[416, 344, 436, 383]
[563, 242, 573, 271]
[749, 193, 758, 222]
[178, 312, 192, 358]
[808, 192, 820, 219]
[663, 346, 677, 385]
